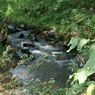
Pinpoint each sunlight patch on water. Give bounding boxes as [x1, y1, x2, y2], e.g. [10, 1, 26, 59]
[29, 50, 44, 54]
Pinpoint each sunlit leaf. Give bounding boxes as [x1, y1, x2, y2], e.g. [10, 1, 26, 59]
[67, 37, 79, 52]
[73, 69, 88, 84]
[72, 68, 94, 84]
[91, 38, 95, 42]
[77, 38, 90, 51]
[67, 37, 95, 84]
[87, 84, 95, 95]
[72, 49, 95, 84]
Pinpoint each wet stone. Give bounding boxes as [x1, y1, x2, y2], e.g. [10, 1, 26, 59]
[23, 42, 35, 47]
[30, 37, 38, 41]
[7, 25, 20, 34]
[18, 34, 25, 38]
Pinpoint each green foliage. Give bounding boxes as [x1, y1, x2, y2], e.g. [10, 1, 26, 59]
[0, 0, 95, 36]
[71, 68, 94, 84]
[3, 78, 22, 89]
[87, 44, 95, 57]
[67, 37, 95, 85]
[67, 37, 80, 52]
[25, 78, 95, 95]
[0, 45, 15, 70]
[66, 81, 95, 95]
[68, 62, 79, 72]
[18, 54, 34, 65]
[0, 46, 12, 68]
[25, 78, 65, 95]
[67, 37, 90, 52]
[2, 46, 13, 64]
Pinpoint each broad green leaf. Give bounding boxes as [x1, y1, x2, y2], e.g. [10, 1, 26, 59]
[77, 38, 90, 51]
[67, 37, 95, 84]
[76, 70, 87, 84]
[73, 69, 88, 84]
[72, 50, 95, 84]
[73, 68, 94, 84]
[87, 44, 95, 57]
[84, 52, 95, 70]
[67, 37, 79, 52]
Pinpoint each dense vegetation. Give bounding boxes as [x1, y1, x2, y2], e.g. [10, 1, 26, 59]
[0, 0, 95, 94]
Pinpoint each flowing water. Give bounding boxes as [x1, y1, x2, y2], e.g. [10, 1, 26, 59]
[7, 25, 78, 94]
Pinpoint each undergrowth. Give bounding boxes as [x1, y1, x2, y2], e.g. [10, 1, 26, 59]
[67, 37, 95, 95]
[0, 0, 95, 40]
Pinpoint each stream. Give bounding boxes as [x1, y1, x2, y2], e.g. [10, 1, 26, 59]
[7, 24, 78, 94]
